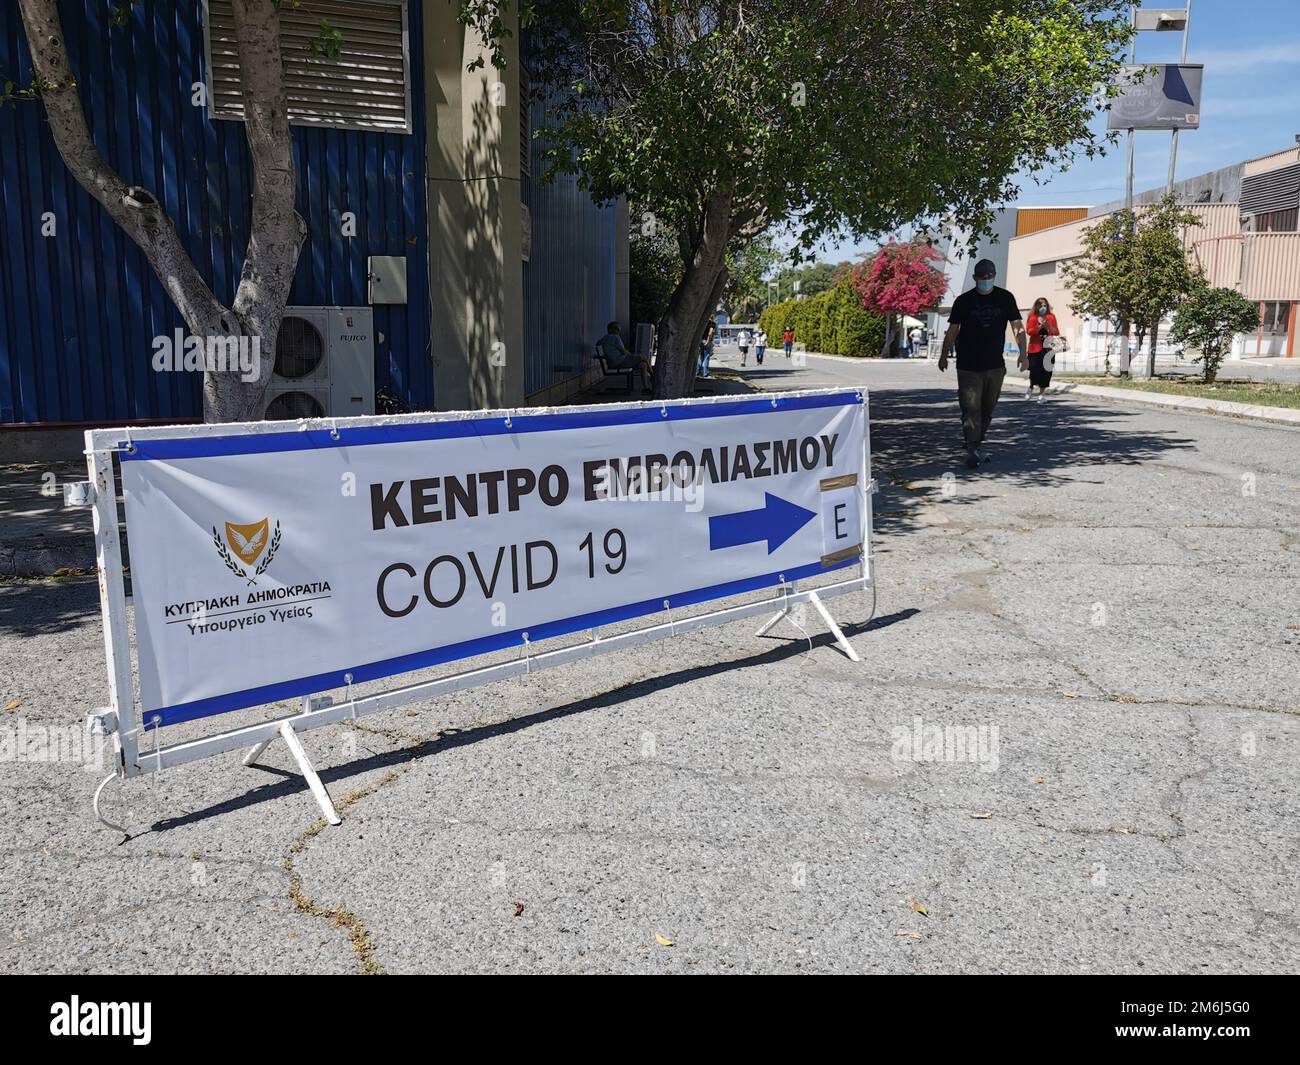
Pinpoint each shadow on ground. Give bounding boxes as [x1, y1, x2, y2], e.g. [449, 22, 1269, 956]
[867, 387, 1195, 536]
[144, 607, 921, 833]
[0, 577, 99, 636]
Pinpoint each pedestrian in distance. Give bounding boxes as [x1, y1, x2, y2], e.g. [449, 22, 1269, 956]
[697, 321, 717, 379]
[737, 327, 751, 367]
[755, 329, 767, 365]
[782, 326, 795, 358]
[909, 325, 923, 358]
[1025, 297, 1059, 400]
[937, 259, 1028, 469]
[597, 320, 653, 394]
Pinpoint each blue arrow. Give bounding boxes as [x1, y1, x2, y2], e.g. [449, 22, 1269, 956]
[709, 492, 817, 555]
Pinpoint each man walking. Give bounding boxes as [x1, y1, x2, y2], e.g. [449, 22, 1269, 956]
[938, 259, 1027, 469]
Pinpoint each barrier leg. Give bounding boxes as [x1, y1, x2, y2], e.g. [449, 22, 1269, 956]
[278, 721, 342, 826]
[808, 591, 861, 662]
[242, 737, 274, 767]
[754, 606, 789, 637]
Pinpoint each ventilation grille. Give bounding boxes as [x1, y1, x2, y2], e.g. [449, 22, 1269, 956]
[1241, 163, 1300, 216]
[520, 62, 532, 178]
[205, 0, 410, 133]
[265, 391, 327, 420]
[275, 316, 326, 379]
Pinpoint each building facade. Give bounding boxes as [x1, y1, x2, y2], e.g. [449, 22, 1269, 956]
[1005, 148, 1300, 368]
[0, 0, 626, 450]
[925, 206, 1087, 343]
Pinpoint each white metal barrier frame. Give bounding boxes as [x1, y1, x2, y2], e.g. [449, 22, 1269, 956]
[83, 389, 876, 830]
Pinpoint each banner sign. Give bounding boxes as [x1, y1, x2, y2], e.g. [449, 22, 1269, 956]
[1108, 64, 1203, 130]
[119, 390, 869, 727]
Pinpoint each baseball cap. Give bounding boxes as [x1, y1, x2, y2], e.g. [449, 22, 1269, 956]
[973, 258, 997, 278]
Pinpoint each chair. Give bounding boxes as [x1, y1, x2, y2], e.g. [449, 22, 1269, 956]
[594, 349, 639, 394]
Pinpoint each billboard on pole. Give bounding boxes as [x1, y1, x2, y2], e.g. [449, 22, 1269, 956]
[1108, 63, 1203, 130]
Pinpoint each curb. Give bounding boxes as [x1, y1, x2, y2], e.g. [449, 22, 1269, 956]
[1049, 383, 1300, 429]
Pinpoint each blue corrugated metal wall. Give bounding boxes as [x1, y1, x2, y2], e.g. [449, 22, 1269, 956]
[521, 90, 618, 397]
[0, 0, 429, 424]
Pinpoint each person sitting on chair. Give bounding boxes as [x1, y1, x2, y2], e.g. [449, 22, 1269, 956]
[597, 321, 652, 393]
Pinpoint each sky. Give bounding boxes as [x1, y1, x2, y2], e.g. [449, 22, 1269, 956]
[816, 0, 1300, 263]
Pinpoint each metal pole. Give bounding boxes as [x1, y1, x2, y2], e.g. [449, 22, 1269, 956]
[1166, 2, 1193, 194]
[1120, 6, 1139, 375]
[1127, 131, 1135, 211]
[1126, 5, 1136, 212]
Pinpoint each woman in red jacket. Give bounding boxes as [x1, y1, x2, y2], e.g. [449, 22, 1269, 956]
[1025, 297, 1059, 400]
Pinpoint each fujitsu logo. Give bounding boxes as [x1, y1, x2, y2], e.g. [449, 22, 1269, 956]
[49, 996, 152, 1045]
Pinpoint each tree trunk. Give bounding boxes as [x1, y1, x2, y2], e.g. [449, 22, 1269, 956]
[1202, 343, 1220, 384]
[1146, 319, 1159, 379]
[16, 0, 304, 423]
[880, 315, 896, 358]
[686, 268, 728, 389]
[654, 188, 733, 398]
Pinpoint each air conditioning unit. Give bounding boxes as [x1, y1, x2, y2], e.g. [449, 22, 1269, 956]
[263, 306, 375, 421]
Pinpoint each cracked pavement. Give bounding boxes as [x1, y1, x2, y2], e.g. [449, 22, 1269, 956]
[2, 358, 1298, 973]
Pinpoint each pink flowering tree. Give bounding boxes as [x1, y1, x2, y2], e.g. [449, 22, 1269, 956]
[853, 239, 948, 357]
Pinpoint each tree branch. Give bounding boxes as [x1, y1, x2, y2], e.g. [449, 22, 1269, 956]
[16, 0, 231, 336]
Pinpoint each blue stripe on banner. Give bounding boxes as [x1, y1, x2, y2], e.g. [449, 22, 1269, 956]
[148, 554, 861, 727]
[120, 391, 863, 462]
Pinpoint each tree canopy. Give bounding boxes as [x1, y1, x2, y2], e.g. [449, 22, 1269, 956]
[464, 0, 1132, 395]
[1170, 286, 1259, 384]
[854, 240, 948, 356]
[1062, 196, 1203, 376]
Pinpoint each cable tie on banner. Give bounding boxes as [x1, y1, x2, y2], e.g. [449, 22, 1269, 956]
[663, 598, 674, 636]
[771, 396, 778, 408]
[122, 427, 137, 454]
[345, 672, 356, 720]
[660, 403, 668, 418]
[521, 631, 531, 673]
[329, 419, 340, 441]
[504, 412, 513, 429]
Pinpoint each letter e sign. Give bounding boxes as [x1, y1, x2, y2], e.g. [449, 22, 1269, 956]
[819, 478, 861, 561]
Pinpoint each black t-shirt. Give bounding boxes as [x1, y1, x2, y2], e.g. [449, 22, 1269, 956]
[949, 287, 1022, 371]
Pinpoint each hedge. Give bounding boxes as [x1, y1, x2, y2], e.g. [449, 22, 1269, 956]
[757, 279, 885, 357]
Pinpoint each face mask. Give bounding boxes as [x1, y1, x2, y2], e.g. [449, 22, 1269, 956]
[1036, 304, 1046, 313]
[976, 279, 994, 294]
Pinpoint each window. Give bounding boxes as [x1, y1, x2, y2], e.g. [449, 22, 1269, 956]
[1261, 301, 1291, 334]
[1029, 260, 1056, 276]
[1257, 208, 1298, 233]
[204, 0, 411, 133]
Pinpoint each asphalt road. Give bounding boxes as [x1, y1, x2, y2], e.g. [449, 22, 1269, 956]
[2, 352, 1298, 974]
